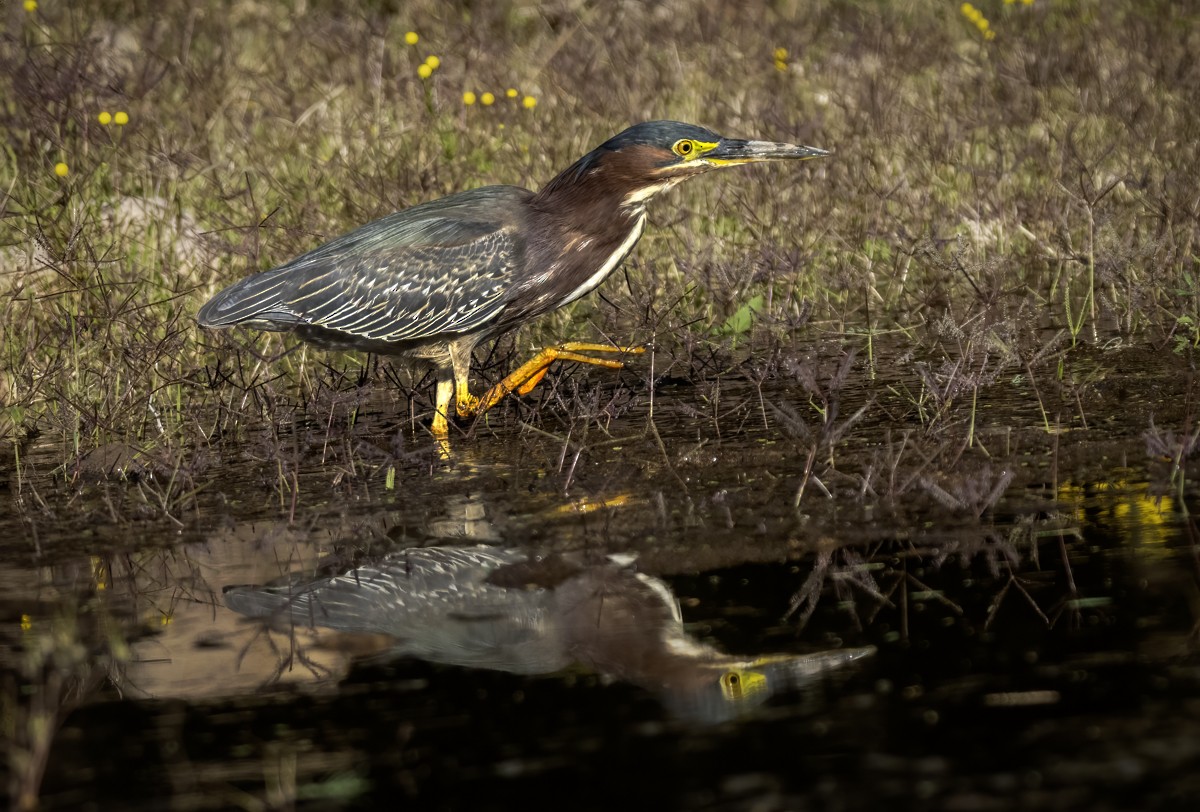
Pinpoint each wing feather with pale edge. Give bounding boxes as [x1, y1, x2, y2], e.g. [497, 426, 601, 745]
[197, 186, 530, 343]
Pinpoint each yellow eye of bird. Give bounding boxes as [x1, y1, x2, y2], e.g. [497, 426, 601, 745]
[675, 140, 695, 157]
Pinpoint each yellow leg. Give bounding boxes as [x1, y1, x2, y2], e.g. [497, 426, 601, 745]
[457, 342, 644, 419]
[432, 377, 454, 438]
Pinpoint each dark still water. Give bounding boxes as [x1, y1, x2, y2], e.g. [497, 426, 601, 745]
[3, 360, 1199, 810]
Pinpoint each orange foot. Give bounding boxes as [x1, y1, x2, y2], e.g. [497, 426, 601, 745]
[458, 342, 645, 420]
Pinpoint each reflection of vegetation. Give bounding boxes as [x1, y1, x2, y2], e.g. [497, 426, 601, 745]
[1, 447, 1194, 807]
[2, 601, 120, 811]
[783, 463, 1191, 641]
[785, 522, 1064, 638]
[1057, 478, 1176, 549]
[1144, 418, 1200, 510]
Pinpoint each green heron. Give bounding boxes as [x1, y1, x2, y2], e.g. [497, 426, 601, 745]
[197, 121, 828, 436]
[224, 545, 874, 723]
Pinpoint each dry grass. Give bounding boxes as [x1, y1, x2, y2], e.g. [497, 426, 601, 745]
[1, 0, 1197, 453]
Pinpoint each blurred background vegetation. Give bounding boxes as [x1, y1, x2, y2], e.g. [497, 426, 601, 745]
[1, 0, 1197, 453]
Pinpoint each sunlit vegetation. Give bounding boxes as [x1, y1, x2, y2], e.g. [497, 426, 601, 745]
[0, 0, 1195, 458]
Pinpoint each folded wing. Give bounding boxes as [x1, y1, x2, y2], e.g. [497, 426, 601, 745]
[197, 186, 530, 344]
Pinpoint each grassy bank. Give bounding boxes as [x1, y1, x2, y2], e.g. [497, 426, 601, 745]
[1, 0, 1197, 455]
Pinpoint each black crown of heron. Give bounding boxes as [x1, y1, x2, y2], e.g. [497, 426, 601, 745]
[197, 121, 827, 437]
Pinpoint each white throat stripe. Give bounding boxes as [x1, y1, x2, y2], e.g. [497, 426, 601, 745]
[559, 214, 646, 308]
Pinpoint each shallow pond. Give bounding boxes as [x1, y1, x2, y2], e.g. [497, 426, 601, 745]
[3, 343, 1199, 810]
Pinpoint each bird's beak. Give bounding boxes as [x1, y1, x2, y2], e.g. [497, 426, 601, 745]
[703, 138, 830, 167]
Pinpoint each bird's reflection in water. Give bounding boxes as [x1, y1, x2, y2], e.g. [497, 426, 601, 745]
[225, 546, 873, 723]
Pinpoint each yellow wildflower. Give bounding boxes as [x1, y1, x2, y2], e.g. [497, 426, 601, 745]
[24, 0, 38, 11]
[54, 162, 68, 177]
[114, 111, 129, 125]
[960, 2, 993, 37]
[98, 111, 112, 125]
[425, 55, 440, 70]
[481, 92, 495, 106]
[417, 64, 432, 79]
[463, 91, 477, 105]
[506, 88, 518, 98]
[404, 31, 419, 45]
[522, 95, 537, 109]
[773, 47, 788, 62]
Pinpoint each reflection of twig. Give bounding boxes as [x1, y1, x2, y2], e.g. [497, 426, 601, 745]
[920, 465, 1013, 518]
[1144, 415, 1200, 499]
[985, 574, 1051, 631]
[784, 550, 830, 629]
[786, 548, 897, 632]
[647, 418, 689, 493]
[1047, 532, 1089, 629]
[1057, 533, 1078, 596]
[233, 620, 334, 686]
[793, 444, 821, 507]
[827, 549, 890, 632]
[868, 565, 961, 641]
[904, 572, 964, 616]
[788, 512, 1086, 639]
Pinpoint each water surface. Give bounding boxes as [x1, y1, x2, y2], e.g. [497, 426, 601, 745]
[3, 344, 1199, 809]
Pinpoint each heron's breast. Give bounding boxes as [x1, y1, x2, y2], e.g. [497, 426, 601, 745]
[554, 212, 647, 309]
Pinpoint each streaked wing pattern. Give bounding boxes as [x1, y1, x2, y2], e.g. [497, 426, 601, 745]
[287, 227, 518, 342]
[197, 186, 531, 344]
[224, 546, 540, 635]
